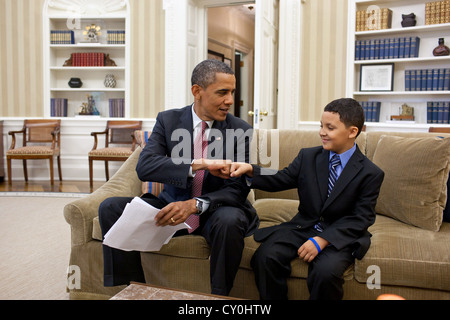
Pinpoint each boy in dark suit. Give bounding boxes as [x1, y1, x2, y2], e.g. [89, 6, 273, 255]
[229, 98, 384, 300]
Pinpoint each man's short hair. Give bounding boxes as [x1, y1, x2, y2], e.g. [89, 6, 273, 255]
[191, 59, 234, 89]
[324, 98, 365, 137]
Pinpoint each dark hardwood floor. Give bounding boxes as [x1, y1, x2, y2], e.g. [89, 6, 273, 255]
[0, 178, 105, 193]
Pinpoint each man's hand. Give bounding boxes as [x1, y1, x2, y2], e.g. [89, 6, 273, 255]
[193, 159, 232, 179]
[155, 199, 197, 226]
[297, 237, 329, 263]
[230, 162, 253, 178]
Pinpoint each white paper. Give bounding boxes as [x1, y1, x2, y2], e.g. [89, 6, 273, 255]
[103, 197, 189, 252]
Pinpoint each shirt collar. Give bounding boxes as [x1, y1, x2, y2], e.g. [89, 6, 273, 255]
[192, 104, 214, 130]
[330, 143, 357, 169]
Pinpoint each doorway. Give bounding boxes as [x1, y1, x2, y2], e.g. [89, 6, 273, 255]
[207, 4, 255, 125]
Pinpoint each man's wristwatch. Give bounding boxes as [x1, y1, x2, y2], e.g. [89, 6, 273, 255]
[194, 198, 203, 215]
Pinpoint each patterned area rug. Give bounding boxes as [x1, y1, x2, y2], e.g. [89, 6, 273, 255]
[0, 193, 87, 299]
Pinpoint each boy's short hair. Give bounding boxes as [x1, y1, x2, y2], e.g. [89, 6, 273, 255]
[191, 59, 234, 89]
[324, 98, 365, 137]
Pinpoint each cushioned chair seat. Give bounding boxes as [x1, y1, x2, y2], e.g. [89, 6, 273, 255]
[88, 147, 133, 158]
[7, 146, 59, 156]
[355, 215, 450, 291]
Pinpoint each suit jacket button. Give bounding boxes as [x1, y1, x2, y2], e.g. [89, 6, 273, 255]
[296, 225, 302, 229]
[319, 216, 324, 222]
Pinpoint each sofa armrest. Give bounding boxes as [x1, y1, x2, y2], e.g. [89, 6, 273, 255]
[64, 147, 143, 246]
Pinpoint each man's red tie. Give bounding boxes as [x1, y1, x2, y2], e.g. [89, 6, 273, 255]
[186, 121, 207, 233]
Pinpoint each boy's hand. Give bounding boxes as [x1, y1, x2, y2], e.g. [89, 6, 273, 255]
[230, 162, 254, 178]
[298, 237, 329, 262]
[193, 159, 232, 179]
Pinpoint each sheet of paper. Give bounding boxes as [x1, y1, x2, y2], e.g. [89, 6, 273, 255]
[103, 197, 189, 252]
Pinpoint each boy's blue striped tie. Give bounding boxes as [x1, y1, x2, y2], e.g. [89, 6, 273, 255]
[328, 154, 341, 197]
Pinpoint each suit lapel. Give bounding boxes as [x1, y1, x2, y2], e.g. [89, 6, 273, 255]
[321, 147, 364, 213]
[316, 149, 330, 204]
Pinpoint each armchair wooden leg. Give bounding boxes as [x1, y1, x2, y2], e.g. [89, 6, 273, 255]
[89, 158, 94, 192]
[23, 159, 28, 182]
[57, 155, 62, 181]
[7, 158, 12, 185]
[105, 161, 109, 181]
[49, 157, 54, 185]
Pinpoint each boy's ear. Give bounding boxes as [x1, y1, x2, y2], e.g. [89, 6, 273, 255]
[349, 126, 359, 139]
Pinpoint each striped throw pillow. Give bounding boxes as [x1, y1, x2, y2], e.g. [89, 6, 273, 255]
[134, 130, 164, 197]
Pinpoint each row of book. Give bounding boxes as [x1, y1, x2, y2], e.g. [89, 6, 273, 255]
[109, 99, 125, 118]
[360, 101, 381, 122]
[427, 101, 450, 124]
[355, 37, 420, 61]
[50, 30, 75, 44]
[405, 68, 450, 91]
[50, 98, 68, 117]
[425, 1, 450, 25]
[356, 8, 392, 32]
[70, 52, 105, 67]
[107, 30, 126, 44]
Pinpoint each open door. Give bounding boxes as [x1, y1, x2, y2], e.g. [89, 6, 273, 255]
[252, 0, 279, 129]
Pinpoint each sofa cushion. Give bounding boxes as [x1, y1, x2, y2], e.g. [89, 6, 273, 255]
[355, 215, 450, 291]
[253, 130, 366, 201]
[373, 135, 450, 231]
[134, 130, 164, 197]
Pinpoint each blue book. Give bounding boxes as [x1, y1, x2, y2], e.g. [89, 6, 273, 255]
[404, 37, 411, 58]
[355, 40, 361, 61]
[421, 69, 427, 91]
[393, 38, 400, 59]
[427, 69, 433, 91]
[427, 102, 433, 123]
[362, 40, 368, 60]
[432, 69, 440, 91]
[379, 39, 385, 59]
[399, 37, 405, 58]
[443, 102, 450, 124]
[368, 102, 374, 122]
[415, 69, 422, 91]
[374, 102, 381, 122]
[374, 39, 380, 59]
[411, 70, 416, 91]
[438, 68, 445, 91]
[384, 38, 390, 59]
[438, 102, 444, 124]
[405, 70, 411, 91]
[410, 37, 420, 58]
[389, 38, 395, 59]
[432, 102, 439, 123]
[362, 102, 369, 121]
[444, 69, 450, 91]
[369, 40, 375, 60]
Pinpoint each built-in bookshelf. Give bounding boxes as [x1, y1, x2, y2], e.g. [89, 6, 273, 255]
[347, 0, 450, 127]
[43, 0, 130, 119]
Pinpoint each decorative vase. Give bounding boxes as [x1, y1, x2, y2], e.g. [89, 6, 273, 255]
[401, 13, 416, 27]
[104, 74, 116, 88]
[68, 77, 83, 88]
[433, 38, 450, 57]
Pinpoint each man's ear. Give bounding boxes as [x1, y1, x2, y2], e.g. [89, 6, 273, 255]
[191, 84, 202, 100]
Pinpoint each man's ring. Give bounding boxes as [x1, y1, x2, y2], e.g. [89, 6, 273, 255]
[171, 218, 175, 223]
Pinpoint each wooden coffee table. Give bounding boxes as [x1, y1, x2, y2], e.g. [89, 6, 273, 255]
[110, 282, 240, 300]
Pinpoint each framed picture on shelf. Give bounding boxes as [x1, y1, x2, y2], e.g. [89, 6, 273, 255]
[360, 63, 394, 92]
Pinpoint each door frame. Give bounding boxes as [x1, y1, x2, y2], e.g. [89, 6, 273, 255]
[163, 0, 302, 129]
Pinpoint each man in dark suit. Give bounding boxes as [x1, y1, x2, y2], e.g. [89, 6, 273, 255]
[99, 59, 258, 296]
[229, 98, 384, 300]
